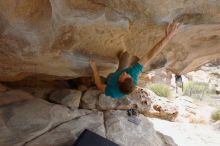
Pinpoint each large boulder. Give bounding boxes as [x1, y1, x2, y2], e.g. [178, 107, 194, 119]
[24, 109, 178, 146]
[25, 111, 105, 146]
[104, 110, 177, 146]
[0, 0, 220, 81]
[0, 98, 91, 146]
[140, 89, 178, 121]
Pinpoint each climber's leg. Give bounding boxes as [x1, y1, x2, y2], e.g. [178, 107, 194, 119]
[117, 51, 130, 71]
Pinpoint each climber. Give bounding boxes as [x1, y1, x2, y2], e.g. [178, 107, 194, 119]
[90, 22, 181, 99]
[175, 74, 183, 93]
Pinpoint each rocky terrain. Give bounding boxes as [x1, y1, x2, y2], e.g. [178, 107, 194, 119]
[0, 83, 179, 146]
[1, 79, 219, 146]
[150, 118, 220, 146]
[1, 0, 220, 146]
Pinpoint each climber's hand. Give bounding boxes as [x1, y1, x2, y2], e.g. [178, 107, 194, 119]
[90, 60, 97, 70]
[165, 22, 181, 39]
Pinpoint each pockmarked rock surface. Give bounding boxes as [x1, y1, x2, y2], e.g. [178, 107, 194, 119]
[81, 87, 178, 121]
[138, 89, 178, 121]
[0, 98, 92, 146]
[104, 110, 177, 146]
[0, 0, 220, 81]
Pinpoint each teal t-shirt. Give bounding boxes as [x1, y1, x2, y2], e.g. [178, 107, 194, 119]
[105, 63, 143, 99]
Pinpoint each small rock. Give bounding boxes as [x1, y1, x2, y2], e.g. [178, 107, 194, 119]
[80, 88, 100, 109]
[49, 89, 82, 109]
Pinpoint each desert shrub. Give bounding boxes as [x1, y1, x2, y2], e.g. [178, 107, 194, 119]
[149, 83, 171, 98]
[211, 109, 220, 122]
[183, 81, 208, 98]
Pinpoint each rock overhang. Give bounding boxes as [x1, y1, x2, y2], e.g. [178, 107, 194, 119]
[0, 0, 220, 81]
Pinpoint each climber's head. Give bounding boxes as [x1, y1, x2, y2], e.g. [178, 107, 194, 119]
[118, 72, 135, 94]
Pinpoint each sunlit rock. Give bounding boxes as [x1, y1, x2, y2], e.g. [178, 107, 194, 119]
[0, 0, 220, 81]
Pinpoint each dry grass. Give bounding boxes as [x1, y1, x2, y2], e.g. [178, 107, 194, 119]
[211, 109, 220, 122]
[183, 81, 209, 99]
[149, 83, 171, 98]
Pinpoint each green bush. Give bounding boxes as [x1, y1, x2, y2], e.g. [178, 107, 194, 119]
[211, 110, 220, 122]
[149, 83, 171, 98]
[183, 81, 208, 98]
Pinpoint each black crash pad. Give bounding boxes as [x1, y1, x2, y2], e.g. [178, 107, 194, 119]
[74, 129, 120, 146]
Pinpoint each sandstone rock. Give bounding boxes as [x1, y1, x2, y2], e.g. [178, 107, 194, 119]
[80, 88, 100, 109]
[0, 83, 8, 93]
[0, 99, 91, 146]
[115, 88, 178, 121]
[141, 89, 178, 121]
[25, 111, 105, 146]
[1, 1, 220, 81]
[49, 89, 82, 109]
[104, 110, 177, 146]
[0, 90, 34, 106]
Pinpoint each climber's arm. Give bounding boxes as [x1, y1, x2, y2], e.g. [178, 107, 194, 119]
[138, 23, 181, 68]
[90, 60, 106, 93]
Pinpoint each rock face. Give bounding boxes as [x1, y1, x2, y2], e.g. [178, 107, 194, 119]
[105, 110, 177, 146]
[0, 98, 91, 146]
[0, 92, 177, 146]
[0, 0, 220, 81]
[25, 111, 105, 146]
